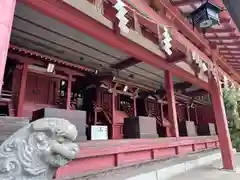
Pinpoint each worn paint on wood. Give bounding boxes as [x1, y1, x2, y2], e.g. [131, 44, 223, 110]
[56, 136, 219, 178]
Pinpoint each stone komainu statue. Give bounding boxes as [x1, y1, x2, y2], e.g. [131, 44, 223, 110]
[0, 118, 80, 180]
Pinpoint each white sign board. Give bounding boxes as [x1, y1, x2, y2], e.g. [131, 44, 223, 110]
[91, 125, 108, 140]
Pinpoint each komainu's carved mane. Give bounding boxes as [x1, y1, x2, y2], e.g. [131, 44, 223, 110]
[0, 118, 79, 180]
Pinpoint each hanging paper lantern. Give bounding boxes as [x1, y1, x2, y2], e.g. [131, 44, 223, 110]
[113, 0, 130, 33]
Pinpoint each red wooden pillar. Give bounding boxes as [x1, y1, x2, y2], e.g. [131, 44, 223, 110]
[17, 63, 28, 117]
[186, 106, 191, 121]
[210, 74, 235, 170]
[164, 70, 179, 137]
[133, 95, 137, 116]
[0, 0, 16, 94]
[112, 91, 117, 139]
[194, 106, 198, 124]
[66, 74, 72, 110]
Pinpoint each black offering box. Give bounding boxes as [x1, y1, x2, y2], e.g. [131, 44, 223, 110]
[123, 116, 158, 139]
[32, 108, 87, 142]
[197, 123, 217, 136]
[179, 121, 197, 137]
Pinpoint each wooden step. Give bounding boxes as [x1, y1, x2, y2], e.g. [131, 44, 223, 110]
[8, 102, 16, 117]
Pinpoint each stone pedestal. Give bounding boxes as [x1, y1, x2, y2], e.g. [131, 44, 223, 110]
[123, 116, 158, 139]
[32, 108, 87, 142]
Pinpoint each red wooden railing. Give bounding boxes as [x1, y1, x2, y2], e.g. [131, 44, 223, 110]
[56, 136, 219, 178]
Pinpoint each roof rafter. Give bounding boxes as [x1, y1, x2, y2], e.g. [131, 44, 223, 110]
[111, 57, 141, 70]
[221, 52, 240, 55]
[171, 0, 200, 7]
[183, 89, 208, 97]
[206, 27, 236, 33]
[207, 35, 240, 41]
[219, 47, 240, 51]
[214, 42, 240, 46]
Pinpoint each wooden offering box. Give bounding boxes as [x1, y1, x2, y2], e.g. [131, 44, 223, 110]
[32, 108, 87, 142]
[197, 123, 217, 136]
[123, 116, 158, 139]
[179, 121, 197, 137]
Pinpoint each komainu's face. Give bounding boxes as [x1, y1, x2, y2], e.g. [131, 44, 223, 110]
[0, 118, 80, 180]
[31, 120, 80, 167]
[33, 131, 79, 167]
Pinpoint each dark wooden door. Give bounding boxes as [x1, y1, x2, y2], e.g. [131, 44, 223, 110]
[34, 75, 50, 105]
[25, 73, 57, 105]
[23, 72, 59, 117]
[25, 73, 37, 103]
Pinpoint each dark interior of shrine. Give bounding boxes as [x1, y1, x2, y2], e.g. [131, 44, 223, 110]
[0, 55, 216, 140]
[0, 1, 217, 142]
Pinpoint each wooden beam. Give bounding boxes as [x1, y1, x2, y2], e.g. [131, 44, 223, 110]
[228, 65, 240, 68]
[8, 52, 88, 77]
[174, 82, 192, 91]
[167, 52, 186, 64]
[214, 41, 240, 46]
[9, 53, 78, 81]
[171, 0, 200, 6]
[219, 47, 240, 51]
[229, 54, 240, 56]
[17, 63, 28, 117]
[221, 52, 240, 55]
[55, 66, 86, 77]
[206, 27, 236, 34]
[176, 92, 208, 105]
[228, 61, 240, 63]
[227, 60, 240, 62]
[10, 45, 93, 73]
[220, 18, 231, 24]
[184, 89, 208, 97]
[111, 57, 141, 70]
[229, 64, 240, 67]
[208, 35, 240, 41]
[8, 53, 46, 66]
[222, 55, 233, 58]
[28, 68, 73, 81]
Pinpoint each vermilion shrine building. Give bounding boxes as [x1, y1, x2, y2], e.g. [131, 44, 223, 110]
[0, 0, 238, 178]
